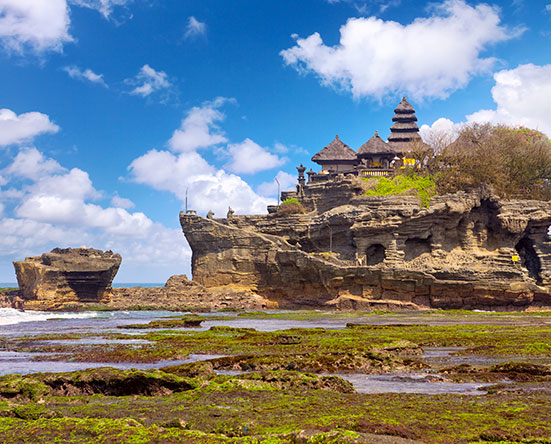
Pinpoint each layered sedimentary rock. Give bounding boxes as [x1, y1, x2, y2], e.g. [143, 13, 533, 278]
[181, 180, 551, 310]
[13, 248, 121, 310]
[109, 275, 274, 310]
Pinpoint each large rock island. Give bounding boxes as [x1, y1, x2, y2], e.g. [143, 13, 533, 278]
[13, 248, 121, 310]
[181, 177, 551, 311]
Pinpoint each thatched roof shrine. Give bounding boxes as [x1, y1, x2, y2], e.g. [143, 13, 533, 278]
[311, 135, 357, 163]
[357, 131, 399, 156]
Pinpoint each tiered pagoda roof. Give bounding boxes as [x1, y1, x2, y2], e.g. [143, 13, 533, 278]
[357, 131, 399, 156]
[311, 135, 357, 163]
[387, 97, 422, 147]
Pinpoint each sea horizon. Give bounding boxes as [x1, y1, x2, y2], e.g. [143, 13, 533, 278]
[0, 282, 164, 289]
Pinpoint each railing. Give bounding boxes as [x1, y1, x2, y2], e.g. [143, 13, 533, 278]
[360, 169, 394, 177]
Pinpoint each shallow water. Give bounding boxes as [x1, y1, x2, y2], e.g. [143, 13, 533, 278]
[421, 347, 529, 367]
[0, 351, 224, 376]
[339, 373, 493, 395]
[215, 369, 495, 395]
[0, 308, 548, 393]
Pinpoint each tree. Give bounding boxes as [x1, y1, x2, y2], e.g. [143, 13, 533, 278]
[432, 124, 551, 200]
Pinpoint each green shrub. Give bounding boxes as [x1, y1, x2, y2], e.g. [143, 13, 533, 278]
[364, 173, 436, 208]
[281, 197, 300, 204]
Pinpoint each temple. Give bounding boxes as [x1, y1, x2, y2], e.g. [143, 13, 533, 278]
[306, 97, 427, 184]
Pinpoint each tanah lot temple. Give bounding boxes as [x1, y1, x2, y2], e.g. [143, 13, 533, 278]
[298, 96, 428, 187]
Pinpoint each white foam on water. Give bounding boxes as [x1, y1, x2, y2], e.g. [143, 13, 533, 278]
[0, 308, 99, 326]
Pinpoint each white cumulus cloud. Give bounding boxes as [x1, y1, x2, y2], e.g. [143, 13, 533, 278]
[129, 149, 274, 216]
[0, 109, 59, 146]
[184, 16, 206, 39]
[257, 170, 297, 197]
[422, 63, 551, 143]
[281, 0, 519, 100]
[466, 64, 551, 136]
[127, 64, 172, 98]
[3, 147, 64, 179]
[419, 117, 463, 150]
[0, 0, 72, 53]
[0, 146, 191, 281]
[63, 66, 107, 87]
[224, 138, 286, 175]
[130, 99, 283, 217]
[168, 98, 229, 152]
[111, 195, 135, 209]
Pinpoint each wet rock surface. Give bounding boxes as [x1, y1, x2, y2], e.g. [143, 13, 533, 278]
[12, 248, 121, 310]
[108, 274, 275, 311]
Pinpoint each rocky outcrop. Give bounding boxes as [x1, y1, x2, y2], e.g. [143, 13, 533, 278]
[12, 248, 121, 310]
[108, 275, 275, 311]
[181, 185, 551, 311]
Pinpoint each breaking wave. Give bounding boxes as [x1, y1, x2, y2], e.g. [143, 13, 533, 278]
[0, 308, 99, 326]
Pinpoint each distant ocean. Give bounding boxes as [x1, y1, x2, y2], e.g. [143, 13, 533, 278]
[0, 283, 163, 288]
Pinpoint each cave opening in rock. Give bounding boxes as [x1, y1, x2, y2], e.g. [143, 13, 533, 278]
[515, 237, 542, 283]
[405, 237, 432, 261]
[366, 244, 386, 265]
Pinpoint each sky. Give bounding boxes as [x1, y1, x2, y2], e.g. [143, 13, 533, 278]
[0, 0, 550, 283]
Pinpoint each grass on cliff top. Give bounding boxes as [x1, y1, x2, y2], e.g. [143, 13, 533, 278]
[363, 173, 436, 207]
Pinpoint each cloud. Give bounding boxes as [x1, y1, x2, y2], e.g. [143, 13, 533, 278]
[281, 0, 519, 100]
[326, 0, 402, 14]
[168, 98, 230, 152]
[127, 64, 172, 98]
[130, 99, 282, 217]
[419, 117, 463, 151]
[257, 170, 297, 197]
[224, 138, 286, 175]
[466, 64, 551, 137]
[69, 0, 132, 19]
[0, 0, 72, 53]
[0, 109, 59, 146]
[111, 195, 135, 209]
[129, 149, 274, 216]
[63, 66, 107, 87]
[0, 146, 191, 281]
[3, 147, 64, 178]
[184, 16, 206, 39]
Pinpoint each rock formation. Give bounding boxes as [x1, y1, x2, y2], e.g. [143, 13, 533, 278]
[109, 275, 275, 311]
[181, 178, 551, 311]
[13, 248, 121, 310]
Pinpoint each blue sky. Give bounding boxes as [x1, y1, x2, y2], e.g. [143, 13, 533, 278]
[0, 0, 550, 282]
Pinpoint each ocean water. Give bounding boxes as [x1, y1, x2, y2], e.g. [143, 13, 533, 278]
[0, 307, 100, 326]
[0, 283, 164, 289]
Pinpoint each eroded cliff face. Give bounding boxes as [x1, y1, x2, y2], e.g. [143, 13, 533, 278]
[180, 185, 551, 311]
[13, 248, 121, 310]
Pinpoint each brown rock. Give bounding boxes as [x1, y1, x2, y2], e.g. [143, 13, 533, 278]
[12, 248, 121, 310]
[180, 184, 551, 311]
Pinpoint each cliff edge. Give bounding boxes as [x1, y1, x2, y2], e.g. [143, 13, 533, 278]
[181, 181, 551, 310]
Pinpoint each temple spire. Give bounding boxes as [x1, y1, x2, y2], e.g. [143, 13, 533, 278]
[387, 96, 422, 148]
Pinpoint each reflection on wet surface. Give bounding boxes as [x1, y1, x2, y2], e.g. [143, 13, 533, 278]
[339, 373, 494, 395]
[0, 352, 225, 376]
[422, 347, 523, 366]
[1, 309, 551, 394]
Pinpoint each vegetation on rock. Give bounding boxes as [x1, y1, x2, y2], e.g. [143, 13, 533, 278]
[277, 198, 306, 215]
[429, 124, 551, 200]
[363, 172, 436, 207]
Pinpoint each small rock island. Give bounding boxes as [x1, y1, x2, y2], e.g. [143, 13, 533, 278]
[12, 248, 121, 310]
